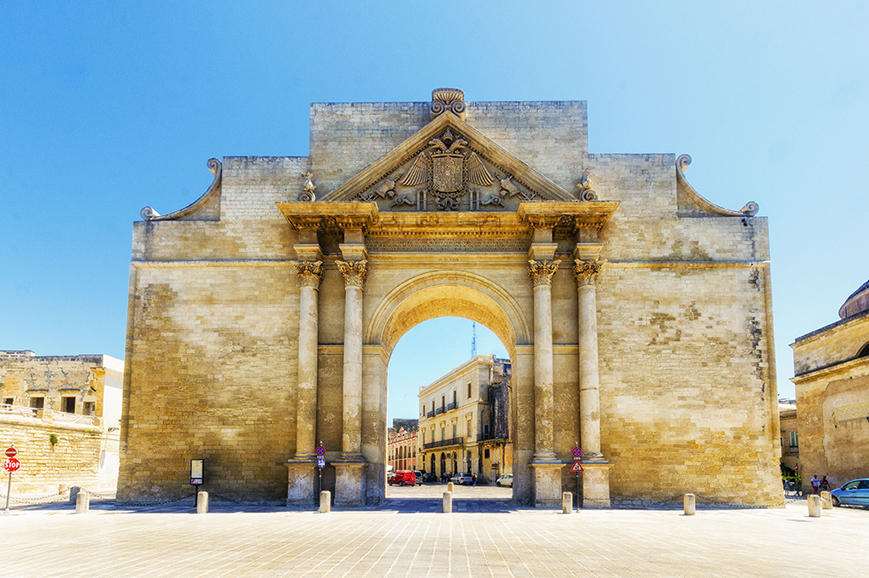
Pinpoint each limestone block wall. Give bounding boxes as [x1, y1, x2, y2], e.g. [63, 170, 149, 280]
[0, 418, 118, 493]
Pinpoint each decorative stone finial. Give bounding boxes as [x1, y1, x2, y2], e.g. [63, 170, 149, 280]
[431, 88, 466, 119]
[299, 172, 317, 202]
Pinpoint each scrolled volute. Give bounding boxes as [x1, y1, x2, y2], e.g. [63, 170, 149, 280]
[336, 259, 369, 288]
[528, 259, 561, 286]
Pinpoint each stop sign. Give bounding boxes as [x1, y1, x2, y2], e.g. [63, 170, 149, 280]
[5, 447, 17, 458]
[2, 458, 20, 473]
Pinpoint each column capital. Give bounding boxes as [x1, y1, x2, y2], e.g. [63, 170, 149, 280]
[528, 259, 561, 287]
[573, 258, 605, 287]
[336, 259, 369, 288]
[292, 260, 324, 288]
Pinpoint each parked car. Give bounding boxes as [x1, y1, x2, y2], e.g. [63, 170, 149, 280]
[450, 472, 474, 485]
[422, 472, 438, 483]
[830, 478, 869, 506]
[387, 471, 395, 483]
[388, 470, 417, 486]
[412, 471, 425, 485]
[495, 474, 513, 487]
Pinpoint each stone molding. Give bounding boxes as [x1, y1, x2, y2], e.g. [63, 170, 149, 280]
[336, 259, 369, 288]
[528, 259, 561, 286]
[573, 258, 605, 287]
[291, 261, 324, 288]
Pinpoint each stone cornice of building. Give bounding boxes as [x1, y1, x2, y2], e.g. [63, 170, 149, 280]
[791, 307, 869, 347]
[418, 354, 495, 397]
[791, 354, 869, 384]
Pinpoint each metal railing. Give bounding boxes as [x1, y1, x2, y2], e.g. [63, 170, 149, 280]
[435, 407, 445, 415]
[423, 437, 463, 450]
[426, 411, 434, 418]
[446, 402, 457, 411]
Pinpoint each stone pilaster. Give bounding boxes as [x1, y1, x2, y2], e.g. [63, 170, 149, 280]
[528, 259, 560, 463]
[573, 256, 606, 462]
[289, 260, 323, 460]
[336, 259, 368, 463]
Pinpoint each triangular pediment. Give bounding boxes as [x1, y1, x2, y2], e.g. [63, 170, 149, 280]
[319, 112, 577, 211]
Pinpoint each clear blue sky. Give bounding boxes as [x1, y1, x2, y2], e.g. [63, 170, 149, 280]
[2, 2, 867, 422]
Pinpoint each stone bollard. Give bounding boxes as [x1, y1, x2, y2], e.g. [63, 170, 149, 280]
[442, 492, 452, 513]
[69, 486, 81, 505]
[684, 493, 696, 516]
[820, 491, 833, 509]
[196, 491, 209, 514]
[75, 491, 90, 514]
[807, 494, 822, 517]
[562, 492, 573, 514]
[447, 482, 454, 492]
[319, 490, 331, 513]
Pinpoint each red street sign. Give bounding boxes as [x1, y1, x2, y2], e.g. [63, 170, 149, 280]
[3, 458, 21, 473]
[315, 446, 326, 456]
[571, 460, 584, 472]
[5, 447, 16, 458]
[572, 447, 582, 458]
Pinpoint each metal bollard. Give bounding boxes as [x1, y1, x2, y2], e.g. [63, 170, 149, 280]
[820, 491, 833, 509]
[807, 494, 822, 517]
[447, 482, 454, 492]
[69, 486, 81, 505]
[197, 491, 209, 514]
[562, 492, 573, 514]
[442, 492, 452, 513]
[75, 491, 90, 514]
[319, 490, 331, 513]
[684, 493, 696, 516]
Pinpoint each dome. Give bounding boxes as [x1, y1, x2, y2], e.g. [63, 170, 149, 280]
[838, 278, 869, 319]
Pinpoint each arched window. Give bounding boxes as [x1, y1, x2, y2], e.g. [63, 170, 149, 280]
[858, 342, 869, 359]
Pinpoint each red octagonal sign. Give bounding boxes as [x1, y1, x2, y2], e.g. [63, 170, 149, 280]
[5, 447, 17, 458]
[3, 457, 21, 473]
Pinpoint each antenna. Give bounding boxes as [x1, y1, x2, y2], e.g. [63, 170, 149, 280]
[471, 321, 477, 357]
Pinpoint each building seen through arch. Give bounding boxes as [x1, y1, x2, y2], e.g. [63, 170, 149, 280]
[118, 89, 782, 508]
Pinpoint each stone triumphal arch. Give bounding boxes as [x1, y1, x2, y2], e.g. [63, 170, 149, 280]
[119, 89, 784, 508]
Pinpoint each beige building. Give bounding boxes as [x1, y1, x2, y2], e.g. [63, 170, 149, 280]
[791, 279, 869, 492]
[418, 355, 512, 483]
[778, 400, 798, 475]
[387, 424, 417, 472]
[0, 350, 123, 492]
[120, 89, 781, 508]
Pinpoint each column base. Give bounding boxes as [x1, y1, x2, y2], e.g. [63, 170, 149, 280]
[334, 462, 366, 507]
[581, 462, 612, 509]
[531, 463, 564, 508]
[286, 461, 317, 506]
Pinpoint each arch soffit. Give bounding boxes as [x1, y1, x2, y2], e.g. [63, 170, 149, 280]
[366, 270, 531, 357]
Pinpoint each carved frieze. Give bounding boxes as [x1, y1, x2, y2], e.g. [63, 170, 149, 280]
[528, 259, 561, 287]
[573, 258, 605, 287]
[291, 261, 324, 288]
[336, 260, 369, 288]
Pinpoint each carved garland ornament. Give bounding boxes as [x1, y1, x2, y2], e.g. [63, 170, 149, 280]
[291, 260, 324, 287]
[336, 260, 369, 288]
[573, 258, 605, 287]
[528, 259, 561, 286]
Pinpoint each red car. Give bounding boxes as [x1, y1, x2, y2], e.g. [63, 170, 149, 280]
[388, 471, 416, 486]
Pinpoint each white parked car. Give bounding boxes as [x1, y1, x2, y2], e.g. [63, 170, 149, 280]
[450, 473, 474, 485]
[496, 474, 513, 487]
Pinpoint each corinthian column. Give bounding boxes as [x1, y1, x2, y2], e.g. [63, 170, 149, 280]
[336, 259, 368, 461]
[574, 258, 606, 461]
[291, 260, 323, 460]
[528, 259, 560, 463]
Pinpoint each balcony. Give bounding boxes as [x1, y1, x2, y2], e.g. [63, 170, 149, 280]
[422, 437, 463, 450]
[435, 407, 445, 415]
[446, 401, 457, 411]
[426, 411, 435, 418]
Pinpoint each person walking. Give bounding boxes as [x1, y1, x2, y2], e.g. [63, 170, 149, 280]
[811, 475, 820, 494]
[472, 473, 477, 487]
[820, 476, 831, 491]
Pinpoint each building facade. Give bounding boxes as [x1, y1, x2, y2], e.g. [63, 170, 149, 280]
[778, 400, 799, 475]
[0, 350, 123, 492]
[418, 355, 512, 483]
[387, 422, 418, 472]
[791, 280, 869, 492]
[120, 89, 782, 508]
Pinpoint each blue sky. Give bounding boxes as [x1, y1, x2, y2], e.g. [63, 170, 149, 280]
[1, 2, 867, 421]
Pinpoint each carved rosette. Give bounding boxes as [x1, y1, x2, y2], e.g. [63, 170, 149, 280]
[528, 259, 561, 287]
[292, 260, 324, 288]
[336, 260, 369, 288]
[573, 258, 604, 287]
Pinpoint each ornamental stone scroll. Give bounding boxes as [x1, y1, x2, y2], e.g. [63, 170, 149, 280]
[336, 260, 369, 288]
[528, 260, 561, 286]
[573, 258, 605, 287]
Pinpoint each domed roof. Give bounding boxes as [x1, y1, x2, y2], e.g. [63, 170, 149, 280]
[839, 278, 869, 319]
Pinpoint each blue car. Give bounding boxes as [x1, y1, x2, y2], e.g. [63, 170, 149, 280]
[830, 479, 869, 507]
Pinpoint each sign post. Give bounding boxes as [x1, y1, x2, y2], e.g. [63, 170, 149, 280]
[316, 443, 325, 496]
[572, 445, 583, 510]
[4, 445, 19, 513]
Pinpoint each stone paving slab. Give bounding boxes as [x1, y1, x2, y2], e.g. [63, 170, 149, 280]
[1, 498, 867, 577]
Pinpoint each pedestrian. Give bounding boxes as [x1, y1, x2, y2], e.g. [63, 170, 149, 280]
[472, 473, 477, 487]
[820, 476, 830, 491]
[811, 475, 820, 494]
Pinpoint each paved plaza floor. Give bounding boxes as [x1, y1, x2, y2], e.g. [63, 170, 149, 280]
[2, 485, 867, 577]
